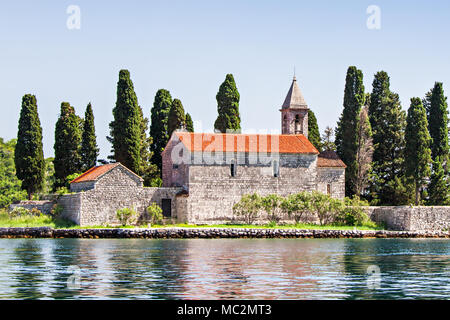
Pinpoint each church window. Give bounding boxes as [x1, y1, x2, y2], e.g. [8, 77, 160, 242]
[327, 184, 331, 195]
[230, 160, 237, 177]
[272, 160, 279, 177]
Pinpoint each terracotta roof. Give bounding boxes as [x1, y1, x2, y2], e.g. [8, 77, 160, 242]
[281, 76, 308, 109]
[70, 163, 143, 184]
[173, 132, 319, 154]
[317, 150, 347, 168]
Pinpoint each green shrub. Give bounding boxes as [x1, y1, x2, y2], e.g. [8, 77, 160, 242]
[51, 204, 64, 217]
[8, 207, 30, 218]
[261, 194, 283, 223]
[146, 202, 164, 225]
[116, 207, 138, 226]
[281, 192, 312, 223]
[233, 193, 262, 224]
[30, 208, 43, 217]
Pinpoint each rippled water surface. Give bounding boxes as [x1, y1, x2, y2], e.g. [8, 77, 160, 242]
[0, 238, 448, 299]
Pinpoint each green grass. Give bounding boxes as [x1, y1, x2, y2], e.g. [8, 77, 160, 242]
[0, 209, 382, 230]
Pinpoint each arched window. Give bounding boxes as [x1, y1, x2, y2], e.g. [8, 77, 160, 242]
[283, 115, 288, 132]
[327, 184, 331, 195]
[272, 160, 279, 177]
[295, 115, 301, 133]
[230, 159, 237, 177]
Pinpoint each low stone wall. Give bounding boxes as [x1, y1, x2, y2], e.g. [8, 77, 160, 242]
[9, 201, 55, 215]
[367, 206, 450, 232]
[0, 227, 448, 239]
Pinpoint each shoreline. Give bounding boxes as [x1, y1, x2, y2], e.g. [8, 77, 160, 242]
[0, 227, 448, 239]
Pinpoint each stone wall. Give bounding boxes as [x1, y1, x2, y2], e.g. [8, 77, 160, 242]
[59, 194, 82, 225]
[368, 206, 450, 232]
[316, 167, 345, 199]
[9, 201, 55, 215]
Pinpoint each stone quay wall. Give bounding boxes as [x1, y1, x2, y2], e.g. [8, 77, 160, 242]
[0, 227, 448, 239]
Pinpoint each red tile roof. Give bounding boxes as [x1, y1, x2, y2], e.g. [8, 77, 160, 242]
[173, 132, 319, 154]
[317, 150, 347, 168]
[70, 163, 120, 184]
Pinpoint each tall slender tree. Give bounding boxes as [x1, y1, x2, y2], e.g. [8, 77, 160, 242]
[168, 99, 186, 137]
[14, 94, 45, 199]
[185, 113, 194, 132]
[368, 72, 410, 205]
[108, 69, 141, 173]
[308, 110, 321, 152]
[138, 105, 158, 186]
[150, 89, 172, 171]
[428, 82, 449, 163]
[80, 103, 99, 171]
[405, 98, 432, 205]
[335, 66, 365, 196]
[426, 157, 449, 205]
[53, 102, 82, 188]
[355, 105, 373, 197]
[214, 74, 241, 133]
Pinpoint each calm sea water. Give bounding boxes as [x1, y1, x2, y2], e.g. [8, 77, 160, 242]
[0, 238, 448, 300]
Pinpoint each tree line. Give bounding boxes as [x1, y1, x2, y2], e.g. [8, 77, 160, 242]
[13, 70, 241, 199]
[308, 66, 449, 206]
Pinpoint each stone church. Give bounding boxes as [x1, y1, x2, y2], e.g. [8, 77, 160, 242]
[58, 77, 346, 226]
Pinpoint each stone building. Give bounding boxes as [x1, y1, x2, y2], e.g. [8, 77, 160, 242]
[14, 77, 346, 226]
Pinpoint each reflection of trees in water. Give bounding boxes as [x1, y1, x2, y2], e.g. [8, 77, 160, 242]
[341, 239, 450, 299]
[108, 239, 189, 299]
[11, 240, 46, 299]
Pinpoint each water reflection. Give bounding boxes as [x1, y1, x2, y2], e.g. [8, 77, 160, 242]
[0, 238, 448, 299]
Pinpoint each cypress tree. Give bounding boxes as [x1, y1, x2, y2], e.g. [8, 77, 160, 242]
[150, 89, 172, 171]
[427, 157, 449, 205]
[428, 82, 449, 163]
[14, 94, 45, 199]
[368, 72, 410, 205]
[335, 66, 365, 197]
[308, 110, 321, 152]
[80, 103, 99, 171]
[185, 113, 194, 132]
[138, 105, 158, 186]
[168, 99, 186, 137]
[108, 69, 141, 173]
[405, 98, 432, 205]
[214, 74, 241, 133]
[53, 102, 82, 189]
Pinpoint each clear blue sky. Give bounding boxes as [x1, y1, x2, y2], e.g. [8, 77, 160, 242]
[1, 0, 449, 159]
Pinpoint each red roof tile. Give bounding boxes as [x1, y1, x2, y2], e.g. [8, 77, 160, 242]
[317, 150, 346, 168]
[70, 163, 120, 184]
[173, 132, 319, 154]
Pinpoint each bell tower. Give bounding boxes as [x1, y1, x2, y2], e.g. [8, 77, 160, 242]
[280, 76, 309, 137]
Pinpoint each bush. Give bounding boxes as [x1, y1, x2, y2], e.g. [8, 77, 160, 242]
[116, 207, 137, 226]
[30, 208, 43, 217]
[335, 196, 371, 226]
[233, 193, 262, 224]
[8, 207, 31, 218]
[281, 192, 312, 223]
[146, 202, 164, 225]
[51, 204, 64, 218]
[261, 194, 283, 223]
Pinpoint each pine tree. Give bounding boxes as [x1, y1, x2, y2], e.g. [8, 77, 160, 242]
[108, 69, 141, 173]
[150, 89, 172, 171]
[321, 126, 336, 151]
[53, 102, 82, 189]
[80, 103, 99, 171]
[427, 157, 449, 205]
[168, 99, 186, 137]
[405, 98, 432, 205]
[308, 110, 321, 152]
[14, 94, 45, 199]
[185, 113, 194, 132]
[428, 82, 449, 163]
[138, 105, 158, 186]
[368, 72, 410, 205]
[214, 74, 241, 133]
[335, 66, 365, 197]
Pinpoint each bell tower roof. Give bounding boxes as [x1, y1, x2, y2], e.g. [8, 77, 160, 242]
[281, 76, 308, 109]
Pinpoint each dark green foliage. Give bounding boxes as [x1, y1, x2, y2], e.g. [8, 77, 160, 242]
[368, 72, 409, 205]
[427, 157, 449, 205]
[185, 113, 194, 132]
[108, 69, 142, 173]
[427, 82, 449, 162]
[150, 89, 172, 171]
[405, 98, 432, 205]
[0, 138, 27, 207]
[335, 66, 365, 197]
[168, 99, 186, 137]
[14, 94, 46, 199]
[80, 103, 99, 171]
[214, 74, 241, 133]
[138, 105, 158, 186]
[308, 110, 321, 152]
[53, 102, 82, 189]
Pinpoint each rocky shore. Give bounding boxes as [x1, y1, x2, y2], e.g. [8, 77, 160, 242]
[0, 227, 448, 239]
